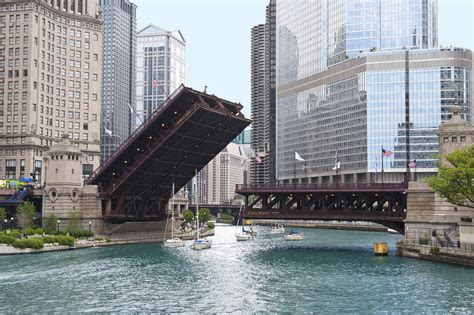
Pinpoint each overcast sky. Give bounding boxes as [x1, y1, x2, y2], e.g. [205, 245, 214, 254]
[133, 0, 473, 117]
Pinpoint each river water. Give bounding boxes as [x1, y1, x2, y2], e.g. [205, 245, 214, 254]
[0, 225, 473, 313]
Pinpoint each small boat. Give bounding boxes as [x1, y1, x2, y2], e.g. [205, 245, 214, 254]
[192, 170, 211, 250]
[387, 228, 399, 234]
[164, 182, 185, 248]
[270, 224, 285, 234]
[284, 229, 304, 241]
[236, 204, 253, 241]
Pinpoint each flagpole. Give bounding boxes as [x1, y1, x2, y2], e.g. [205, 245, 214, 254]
[381, 145, 384, 184]
[304, 162, 307, 179]
[293, 152, 296, 180]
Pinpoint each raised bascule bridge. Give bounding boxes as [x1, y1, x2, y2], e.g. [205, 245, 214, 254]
[88, 85, 251, 223]
[236, 182, 408, 234]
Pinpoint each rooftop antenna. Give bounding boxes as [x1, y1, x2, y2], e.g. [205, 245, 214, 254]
[204, 85, 208, 93]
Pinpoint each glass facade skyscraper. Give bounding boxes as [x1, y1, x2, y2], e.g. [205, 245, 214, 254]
[276, 0, 471, 183]
[135, 24, 185, 127]
[99, 0, 137, 162]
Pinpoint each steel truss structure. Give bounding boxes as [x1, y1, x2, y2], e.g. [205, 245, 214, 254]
[89, 85, 251, 221]
[236, 183, 408, 234]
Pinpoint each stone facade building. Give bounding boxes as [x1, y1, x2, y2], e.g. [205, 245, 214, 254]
[405, 107, 474, 246]
[43, 134, 102, 232]
[0, 0, 103, 184]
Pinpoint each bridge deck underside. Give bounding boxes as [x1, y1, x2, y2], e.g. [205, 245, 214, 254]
[236, 184, 407, 234]
[90, 86, 250, 221]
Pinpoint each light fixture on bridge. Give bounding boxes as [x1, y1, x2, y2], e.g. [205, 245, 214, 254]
[112, 172, 116, 176]
[124, 160, 128, 164]
[161, 123, 165, 127]
[137, 148, 140, 151]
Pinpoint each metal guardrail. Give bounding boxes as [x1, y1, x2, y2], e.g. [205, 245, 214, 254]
[88, 85, 186, 183]
[236, 182, 408, 192]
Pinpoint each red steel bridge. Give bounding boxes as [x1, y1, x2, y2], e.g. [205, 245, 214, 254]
[236, 182, 408, 234]
[89, 85, 250, 222]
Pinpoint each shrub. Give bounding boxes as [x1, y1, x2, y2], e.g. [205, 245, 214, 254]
[6, 229, 22, 239]
[207, 222, 215, 229]
[218, 213, 233, 220]
[430, 246, 440, 254]
[41, 235, 74, 246]
[16, 202, 36, 232]
[43, 214, 58, 234]
[12, 238, 44, 250]
[0, 234, 17, 245]
[66, 211, 81, 233]
[53, 235, 75, 247]
[25, 227, 44, 236]
[419, 237, 430, 245]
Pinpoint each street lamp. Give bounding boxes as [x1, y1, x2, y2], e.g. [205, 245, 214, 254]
[10, 217, 14, 232]
[57, 220, 60, 233]
[88, 221, 92, 234]
[3, 219, 6, 233]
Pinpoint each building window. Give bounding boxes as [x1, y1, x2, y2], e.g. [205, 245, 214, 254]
[460, 136, 466, 142]
[20, 159, 25, 177]
[443, 137, 449, 143]
[5, 159, 16, 179]
[452, 137, 457, 143]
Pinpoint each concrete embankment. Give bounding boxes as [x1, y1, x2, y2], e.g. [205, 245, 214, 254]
[396, 241, 474, 267]
[253, 220, 389, 232]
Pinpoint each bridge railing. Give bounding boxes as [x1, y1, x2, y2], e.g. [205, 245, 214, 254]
[236, 182, 408, 192]
[88, 85, 186, 183]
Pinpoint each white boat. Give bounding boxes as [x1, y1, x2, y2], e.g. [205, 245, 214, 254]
[270, 224, 285, 234]
[164, 182, 185, 248]
[387, 228, 399, 234]
[192, 170, 211, 250]
[284, 230, 304, 241]
[235, 203, 253, 241]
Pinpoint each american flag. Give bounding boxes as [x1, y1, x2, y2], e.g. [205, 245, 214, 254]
[408, 160, 417, 168]
[302, 162, 307, 171]
[152, 79, 158, 87]
[382, 148, 393, 157]
[255, 154, 262, 163]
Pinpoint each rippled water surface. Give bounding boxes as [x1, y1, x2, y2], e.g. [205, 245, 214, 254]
[1, 225, 473, 313]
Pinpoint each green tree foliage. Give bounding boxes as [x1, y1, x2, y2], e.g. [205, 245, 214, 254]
[66, 211, 81, 233]
[43, 214, 58, 234]
[0, 207, 6, 226]
[183, 210, 194, 223]
[426, 145, 474, 209]
[198, 208, 210, 224]
[16, 201, 36, 233]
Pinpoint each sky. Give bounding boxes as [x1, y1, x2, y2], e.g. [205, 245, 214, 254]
[133, 0, 473, 118]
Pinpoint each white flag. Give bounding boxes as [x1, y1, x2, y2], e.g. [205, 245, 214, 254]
[294, 151, 305, 162]
[332, 161, 341, 170]
[104, 128, 112, 136]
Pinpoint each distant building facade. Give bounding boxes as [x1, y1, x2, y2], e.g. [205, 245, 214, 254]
[232, 128, 251, 144]
[0, 0, 103, 183]
[99, 0, 136, 162]
[276, 0, 472, 184]
[135, 24, 185, 128]
[250, 0, 276, 185]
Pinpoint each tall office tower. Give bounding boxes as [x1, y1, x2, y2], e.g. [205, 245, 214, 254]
[232, 128, 251, 145]
[204, 142, 247, 205]
[135, 24, 185, 127]
[99, 0, 136, 162]
[276, 0, 471, 184]
[250, 0, 276, 186]
[0, 0, 102, 183]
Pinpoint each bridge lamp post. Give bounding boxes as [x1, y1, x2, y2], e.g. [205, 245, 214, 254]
[88, 221, 92, 234]
[57, 220, 60, 233]
[10, 217, 14, 231]
[3, 219, 6, 233]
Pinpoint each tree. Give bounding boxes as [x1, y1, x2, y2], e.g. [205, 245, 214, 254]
[183, 210, 194, 223]
[66, 211, 81, 233]
[16, 201, 36, 233]
[43, 214, 58, 234]
[198, 208, 210, 224]
[0, 207, 6, 226]
[426, 145, 474, 209]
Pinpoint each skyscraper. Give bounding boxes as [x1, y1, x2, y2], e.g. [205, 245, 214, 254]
[99, 0, 136, 162]
[250, 0, 276, 185]
[135, 24, 185, 127]
[0, 0, 103, 183]
[276, 0, 471, 184]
